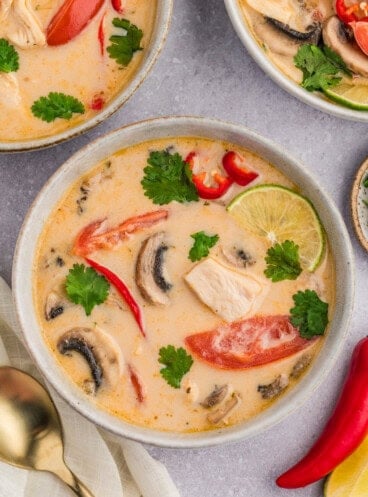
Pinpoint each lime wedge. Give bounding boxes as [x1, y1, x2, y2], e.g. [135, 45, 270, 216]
[324, 83, 368, 110]
[227, 184, 325, 272]
[324, 437, 368, 497]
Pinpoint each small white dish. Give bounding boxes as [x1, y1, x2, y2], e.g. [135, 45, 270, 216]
[13, 116, 354, 447]
[224, 0, 368, 122]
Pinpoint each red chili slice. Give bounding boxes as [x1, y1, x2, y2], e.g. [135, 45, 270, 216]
[90, 94, 105, 110]
[74, 210, 169, 256]
[111, 0, 125, 13]
[98, 12, 106, 56]
[47, 0, 105, 46]
[222, 151, 259, 186]
[128, 364, 145, 402]
[185, 315, 316, 370]
[335, 0, 368, 24]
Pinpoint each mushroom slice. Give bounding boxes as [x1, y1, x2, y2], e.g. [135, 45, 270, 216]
[290, 354, 311, 379]
[246, 0, 321, 35]
[266, 17, 321, 43]
[257, 374, 289, 400]
[207, 392, 241, 425]
[323, 16, 368, 77]
[221, 246, 255, 268]
[201, 384, 229, 408]
[136, 232, 172, 305]
[45, 291, 65, 321]
[57, 327, 123, 393]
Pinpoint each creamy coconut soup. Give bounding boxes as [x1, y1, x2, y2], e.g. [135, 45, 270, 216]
[33, 137, 335, 432]
[240, 1, 368, 110]
[0, 0, 156, 142]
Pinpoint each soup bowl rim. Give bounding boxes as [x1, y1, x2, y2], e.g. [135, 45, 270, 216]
[13, 115, 355, 448]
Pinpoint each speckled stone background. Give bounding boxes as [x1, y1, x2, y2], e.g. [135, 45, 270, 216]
[1, 1, 367, 496]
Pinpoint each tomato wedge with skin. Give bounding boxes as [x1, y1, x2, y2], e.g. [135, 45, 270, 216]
[47, 0, 105, 46]
[185, 315, 316, 369]
[350, 21, 368, 56]
[74, 209, 169, 256]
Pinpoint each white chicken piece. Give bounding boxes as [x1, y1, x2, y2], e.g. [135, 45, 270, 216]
[0, 0, 46, 49]
[0, 73, 21, 107]
[185, 257, 269, 322]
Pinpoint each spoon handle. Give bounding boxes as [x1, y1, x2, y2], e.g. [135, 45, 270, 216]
[68, 475, 96, 497]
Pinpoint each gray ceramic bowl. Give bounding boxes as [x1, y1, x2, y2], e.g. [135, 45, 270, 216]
[224, 0, 368, 122]
[1, 1, 172, 153]
[13, 117, 354, 447]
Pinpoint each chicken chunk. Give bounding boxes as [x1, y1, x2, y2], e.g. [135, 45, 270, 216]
[0, 0, 45, 49]
[185, 257, 268, 322]
[0, 73, 21, 107]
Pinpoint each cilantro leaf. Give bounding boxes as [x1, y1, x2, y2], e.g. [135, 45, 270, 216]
[294, 44, 351, 92]
[0, 39, 19, 73]
[264, 240, 302, 282]
[66, 264, 110, 316]
[158, 345, 193, 388]
[107, 18, 143, 67]
[290, 289, 329, 339]
[141, 150, 199, 205]
[189, 231, 219, 262]
[31, 92, 85, 122]
[363, 175, 368, 188]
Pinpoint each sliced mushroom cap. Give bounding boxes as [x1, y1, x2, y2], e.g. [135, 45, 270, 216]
[136, 232, 172, 305]
[323, 16, 368, 77]
[207, 392, 241, 425]
[201, 384, 229, 408]
[45, 291, 65, 321]
[257, 374, 289, 400]
[221, 246, 255, 268]
[57, 327, 124, 394]
[266, 17, 321, 42]
[290, 354, 311, 379]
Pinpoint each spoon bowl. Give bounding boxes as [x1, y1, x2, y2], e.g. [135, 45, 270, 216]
[0, 366, 94, 497]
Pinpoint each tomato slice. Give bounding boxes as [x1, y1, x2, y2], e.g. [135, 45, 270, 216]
[185, 315, 316, 369]
[351, 21, 368, 56]
[74, 209, 169, 256]
[47, 0, 105, 46]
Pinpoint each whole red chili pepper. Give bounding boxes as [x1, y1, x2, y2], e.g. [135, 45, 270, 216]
[222, 151, 259, 186]
[86, 258, 146, 338]
[335, 0, 368, 24]
[277, 336, 368, 488]
[111, 0, 124, 13]
[186, 152, 233, 200]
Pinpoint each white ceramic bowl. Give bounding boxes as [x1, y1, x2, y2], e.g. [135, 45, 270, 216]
[1, 1, 172, 153]
[224, 0, 368, 122]
[13, 116, 354, 447]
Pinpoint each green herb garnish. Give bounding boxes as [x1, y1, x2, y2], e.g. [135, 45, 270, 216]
[294, 44, 351, 92]
[141, 150, 199, 205]
[31, 92, 85, 122]
[66, 263, 110, 316]
[363, 175, 368, 188]
[107, 18, 143, 67]
[264, 240, 302, 282]
[0, 39, 19, 73]
[158, 345, 193, 389]
[290, 289, 329, 339]
[363, 199, 368, 208]
[189, 231, 219, 262]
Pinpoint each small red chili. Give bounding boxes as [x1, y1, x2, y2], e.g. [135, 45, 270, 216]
[335, 0, 368, 24]
[85, 258, 146, 338]
[222, 151, 259, 186]
[98, 12, 106, 56]
[111, 0, 124, 13]
[185, 152, 233, 200]
[90, 94, 105, 110]
[277, 336, 368, 488]
[128, 364, 145, 402]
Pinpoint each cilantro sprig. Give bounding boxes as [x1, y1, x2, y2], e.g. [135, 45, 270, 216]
[107, 18, 143, 67]
[264, 240, 302, 282]
[66, 264, 110, 316]
[290, 289, 329, 339]
[31, 92, 85, 123]
[294, 44, 351, 92]
[0, 39, 19, 73]
[158, 345, 193, 389]
[141, 150, 199, 205]
[189, 231, 219, 262]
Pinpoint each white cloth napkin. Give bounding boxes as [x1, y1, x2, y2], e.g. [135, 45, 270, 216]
[0, 277, 180, 497]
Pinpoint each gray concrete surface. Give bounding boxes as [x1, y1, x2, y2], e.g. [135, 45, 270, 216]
[1, 1, 367, 496]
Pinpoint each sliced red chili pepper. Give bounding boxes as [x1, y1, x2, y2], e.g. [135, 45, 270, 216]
[47, 0, 105, 46]
[128, 364, 145, 402]
[335, 0, 368, 24]
[86, 257, 146, 337]
[185, 152, 233, 200]
[74, 209, 169, 256]
[111, 0, 125, 13]
[90, 94, 105, 110]
[222, 151, 259, 187]
[98, 12, 106, 56]
[277, 336, 368, 488]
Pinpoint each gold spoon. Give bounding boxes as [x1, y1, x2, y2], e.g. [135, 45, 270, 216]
[0, 365, 95, 497]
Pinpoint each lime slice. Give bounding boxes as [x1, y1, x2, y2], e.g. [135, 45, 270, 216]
[227, 184, 325, 272]
[324, 437, 368, 497]
[324, 83, 368, 110]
